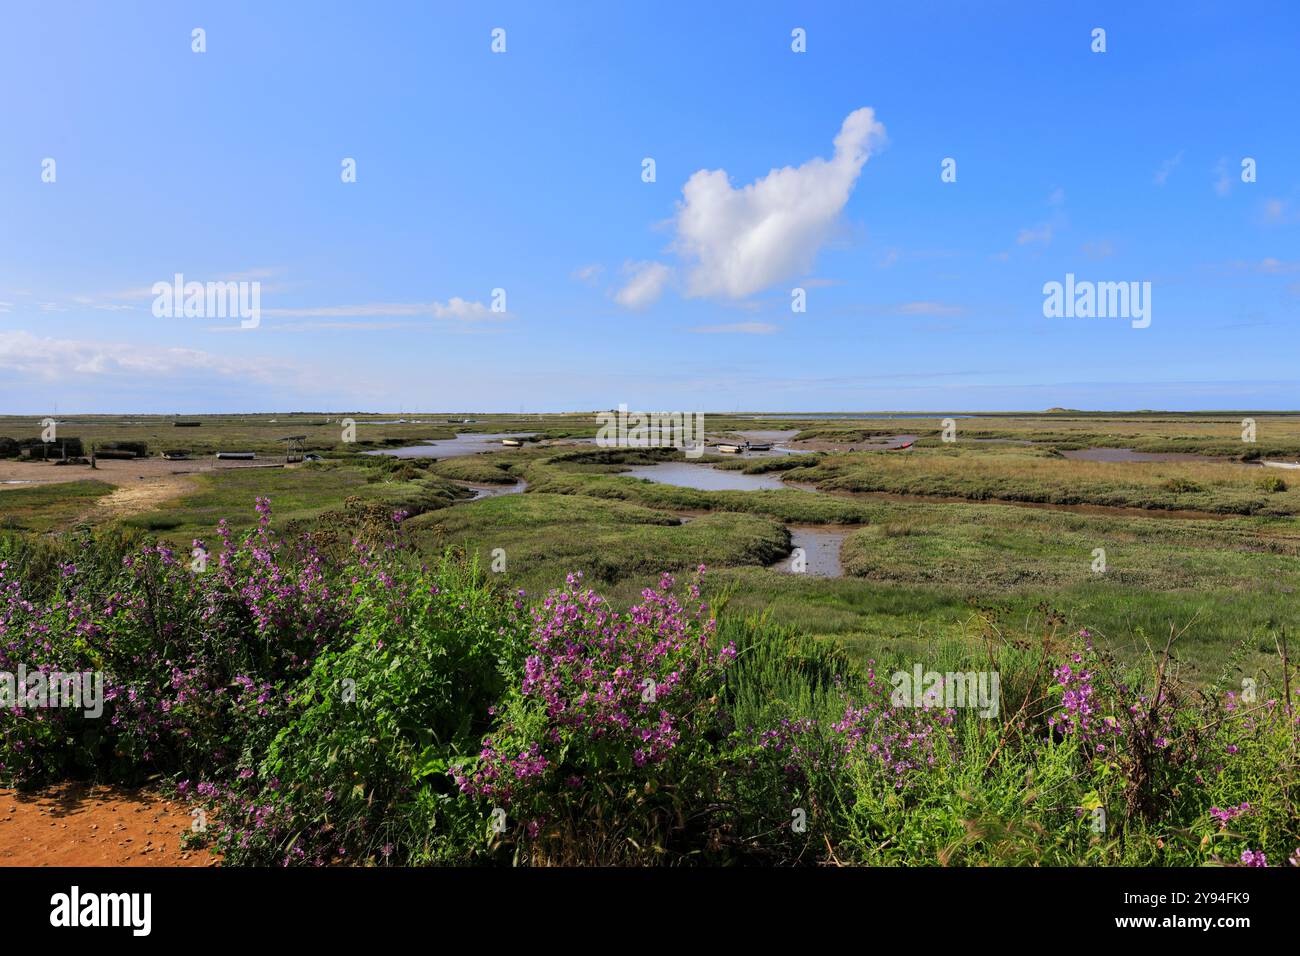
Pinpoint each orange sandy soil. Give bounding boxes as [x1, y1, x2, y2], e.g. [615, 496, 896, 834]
[0, 783, 218, 867]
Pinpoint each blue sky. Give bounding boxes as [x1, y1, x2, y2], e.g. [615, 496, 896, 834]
[1, 0, 1297, 413]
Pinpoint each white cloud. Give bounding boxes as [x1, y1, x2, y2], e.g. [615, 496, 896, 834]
[614, 261, 673, 309]
[665, 107, 886, 301]
[689, 321, 778, 335]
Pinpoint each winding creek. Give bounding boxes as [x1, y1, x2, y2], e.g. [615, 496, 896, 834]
[371, 433, 1294, 579]
[371, 433, 536, 458]
[620, 462, 794, 492]
[455, 480, 527, 501]
[769, 527, 849, 577]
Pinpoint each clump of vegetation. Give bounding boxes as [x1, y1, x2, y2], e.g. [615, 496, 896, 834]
[1161, 477, 1202, 494]
[451, 569, 736, 864]
[1256, 474, 1289, 493]
[1, 500, 1295, 867]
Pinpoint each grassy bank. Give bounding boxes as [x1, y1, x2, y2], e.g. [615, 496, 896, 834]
[125, 460, 473, 539]
[0, 479, 115, 532]
[781, 444, 1300, 516]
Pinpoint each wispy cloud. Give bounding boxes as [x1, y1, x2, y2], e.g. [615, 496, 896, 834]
[1016, 189, 1068, 248]
[1259, 197, 1298, 225]
[1153, 150, 1184, 186]
[1257, 258, 1300, 275]
[614, 261, 672, 309]
[1213, 158, 1233, 197]
[261, 297, 508, 326]
[0, 329, 287, 383]
[689, 321, 778, 335]
[27, 267, 290, 314]
[571, 264, 603, 285]
[896, 301, 965, 317]
[1016, 223, 1053, 246]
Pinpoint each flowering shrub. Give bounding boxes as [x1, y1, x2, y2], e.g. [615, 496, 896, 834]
[1046, 630, 1210, 820]
[451, 569, 737, 864]
[203, 547, 526, 866]
[2, 508, 1296, 867]
[0, 503, 351, 784]
[752, 664, 958, 791]
[729, 660, 958, 861]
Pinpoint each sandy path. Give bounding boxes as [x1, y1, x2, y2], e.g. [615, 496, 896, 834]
[0, 457, 278, 524]
[88, 474, 201, 522]
[0, 783, 217, 867]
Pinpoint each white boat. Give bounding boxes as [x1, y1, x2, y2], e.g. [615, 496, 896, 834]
[1262, 460, 1300, 470]
[715, 443, 744, 454]
[501, 439, 523, 447]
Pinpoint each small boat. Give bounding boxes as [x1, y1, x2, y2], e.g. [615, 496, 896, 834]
[894, 441, 915, 450]
[746, 441, 773, 451]
[1262, 460, 1300, 470]
[715, 443, 744, 454]
[216, 451, 256, 460]
[500, 439, 523, 447]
